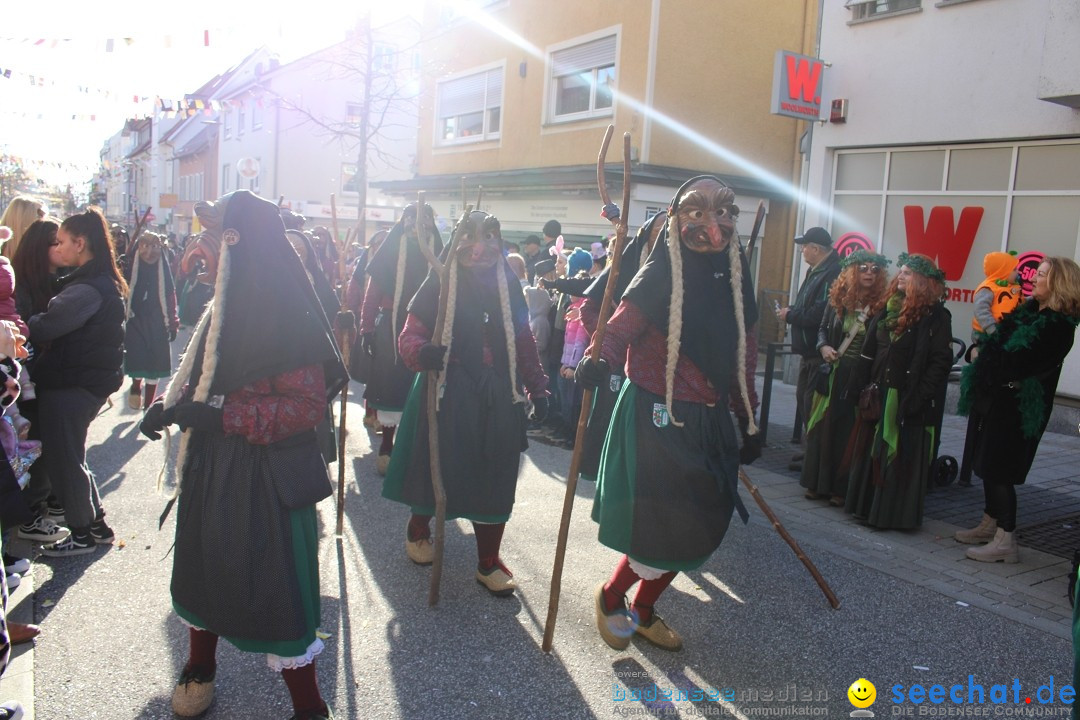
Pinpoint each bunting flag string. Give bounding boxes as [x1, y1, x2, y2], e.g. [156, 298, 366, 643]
[0, 29, 216, 51]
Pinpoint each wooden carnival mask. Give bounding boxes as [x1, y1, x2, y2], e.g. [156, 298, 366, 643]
[137, 233, 163, 264]
[674, 178, 736, 254]
[455, 211, 503, 269]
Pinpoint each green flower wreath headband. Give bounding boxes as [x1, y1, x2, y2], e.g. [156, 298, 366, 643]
[840, 249, 890, 269]
[897, 252, 945, 281]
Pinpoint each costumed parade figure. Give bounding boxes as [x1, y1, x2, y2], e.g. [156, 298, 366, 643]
[359, 204, 443, 474]
[124, 232, 179, 411]
[844, 253, 953, 530]
[345, 230, 388, 431]
[799, 250, 889, 506]
[575, 176, 758, 651]
[383, 210, 549, 596]
[140, 191, 347, 720]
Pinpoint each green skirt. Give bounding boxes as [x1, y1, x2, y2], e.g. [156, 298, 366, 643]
[591, 382, 746, 572]
[845, 387, 936, 530]
[800, 361, 859, 498]
[175, 508, 321, 657]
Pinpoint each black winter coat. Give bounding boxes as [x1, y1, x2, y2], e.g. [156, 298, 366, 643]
[862, 302, 953, 428]
[966, 300, 1077, 484]
[787, 252, 841, 357]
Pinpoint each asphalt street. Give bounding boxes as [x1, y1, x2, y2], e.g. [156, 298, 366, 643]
[8, 365, 1077, 719]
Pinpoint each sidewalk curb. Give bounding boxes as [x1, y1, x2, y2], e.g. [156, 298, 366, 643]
[3, 540, 35, 720]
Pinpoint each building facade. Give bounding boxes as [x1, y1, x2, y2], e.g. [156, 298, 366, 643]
[375, 0, 819, 324]
[804, 0, 1080, 397]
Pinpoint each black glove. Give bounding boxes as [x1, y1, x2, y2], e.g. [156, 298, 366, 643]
[360, 332, 375, 358]
[139, 399, 175, 441]
[173, 402, 224, 433]
[417, 343, 447, 372]
[574, 357, 609, 389]
[169, 328, 178, 343]
[739, 432, 762, 466]
[530, 396, 549, 423]
[601, 202, 620, 221]
[736, 414, 762, 466]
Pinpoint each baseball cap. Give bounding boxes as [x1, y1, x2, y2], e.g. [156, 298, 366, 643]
[794, 227, 833, 247]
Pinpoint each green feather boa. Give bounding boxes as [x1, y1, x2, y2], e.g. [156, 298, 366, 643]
[958, 302, 1079, 438]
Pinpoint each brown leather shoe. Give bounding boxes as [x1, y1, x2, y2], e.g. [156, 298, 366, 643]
[9, 622, 40, 645]
[633, 612, 683, 651]
[594, 583, 632, 650]
[172, 666, 215, 717]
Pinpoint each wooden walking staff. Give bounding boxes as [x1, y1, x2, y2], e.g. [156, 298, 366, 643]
[414, 192, 472, 606]
[542, 126, 631, 652]
[131, 206, 153, 244]
[739, 468, 840, 609]
[334, 311, 356, 536]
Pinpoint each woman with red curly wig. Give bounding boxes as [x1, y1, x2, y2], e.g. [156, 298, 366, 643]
[845, 253, 953, 529]
[800, 250, 890, 506]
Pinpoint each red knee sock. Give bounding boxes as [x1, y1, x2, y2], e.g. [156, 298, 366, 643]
[379, 425, 395, 455]
[408, 513, 432, 541]
[143, 383, 157, 410]
[365, 404, 376, 420]
[130, 378, 142, 393]
[281, 661, 326, 717]
[630, 571, 678, 624]
[473, 522, 506, 571]
[602, 555, 640, 613]
[185, 628, 218, 675]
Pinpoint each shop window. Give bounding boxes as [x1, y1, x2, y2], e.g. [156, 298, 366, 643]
[436, 66, 503, 145]
[1015, 144, 1080, 191]
[888, 150, 946, 191]
[548, 33, 616, 122]
[835, 152, 885, 191]
[947, 147, 1012, 192]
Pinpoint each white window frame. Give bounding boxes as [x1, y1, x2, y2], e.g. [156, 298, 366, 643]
[223, 109, 231, 139]
[252, 98, 263, 130]
[545, 28, 619, 125]
[846, 0, 921, 23]
[434, 62, 504, 147]
[237, 101, 246, 136]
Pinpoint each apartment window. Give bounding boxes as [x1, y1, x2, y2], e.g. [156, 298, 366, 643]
[237, 101, 246, 136]
[373, 44, 396, 72]
[252, 98, 263, 129]
[223, 109, 231, 139]
[346, 103, 364, 129]
[846, 0, 921, 21]
[436, 66, 502, 144]
[249, 159, 260, 193]
[342, 163, 360, 194]
[222, 164, 231, 193]
[549, 33, 616, 122]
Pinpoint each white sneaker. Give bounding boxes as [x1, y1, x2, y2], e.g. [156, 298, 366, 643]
[17, 516, 70, 544]
[0, 700, 25, 720]
[4, 572, 20, 591]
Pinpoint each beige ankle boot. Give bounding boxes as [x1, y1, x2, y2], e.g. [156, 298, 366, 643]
[965, 527, 1019, 564]
[954, 513, 997, 544]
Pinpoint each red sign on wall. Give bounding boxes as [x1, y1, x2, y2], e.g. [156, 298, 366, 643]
[835, 231, 874, 257]
[771, 50, 825, 121]
[902, 206, 983, 282]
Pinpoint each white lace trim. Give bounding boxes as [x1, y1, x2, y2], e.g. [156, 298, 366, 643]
[628, 557, 665, 580]
[375, 410, 402, 427]
[267, 638, 324, 672]
[175, 615, 325, 672]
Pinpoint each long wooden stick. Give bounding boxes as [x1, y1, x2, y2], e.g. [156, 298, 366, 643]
[334, 311, 356, 536]
[131, 206, 153, 244]
[414, 194, 473, 606]
[744, 200, 766, 263]
[543, 126, 631, 652]
[739, 468, 840, 608]
[330, 193, 346, 295]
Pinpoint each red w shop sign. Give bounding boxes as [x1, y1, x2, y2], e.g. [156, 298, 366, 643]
[771, 50, 825, 121]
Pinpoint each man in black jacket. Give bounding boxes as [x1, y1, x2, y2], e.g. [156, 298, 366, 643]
[777, 227, 841, 469]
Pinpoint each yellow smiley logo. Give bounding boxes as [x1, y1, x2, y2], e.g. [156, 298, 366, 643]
[848, 678, 876, 709]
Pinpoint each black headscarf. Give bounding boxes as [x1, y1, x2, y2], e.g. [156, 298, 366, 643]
[408, 220, 528, 382]
[286, 229, 341, 323]
[584, 210, 669, 305]
[190, 191, 347, 402]
[622, 176, 758, 391]
[364, 204, 443, 332]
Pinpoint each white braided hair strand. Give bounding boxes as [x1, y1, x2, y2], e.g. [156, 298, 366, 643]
[729, 236, 757, 435]
[160, 238, 231, 499]
[665, 214, 685, 428]
[435, 254, 457, 412]
[496, 259, 526, 404]
[391, 227, 408, 361]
